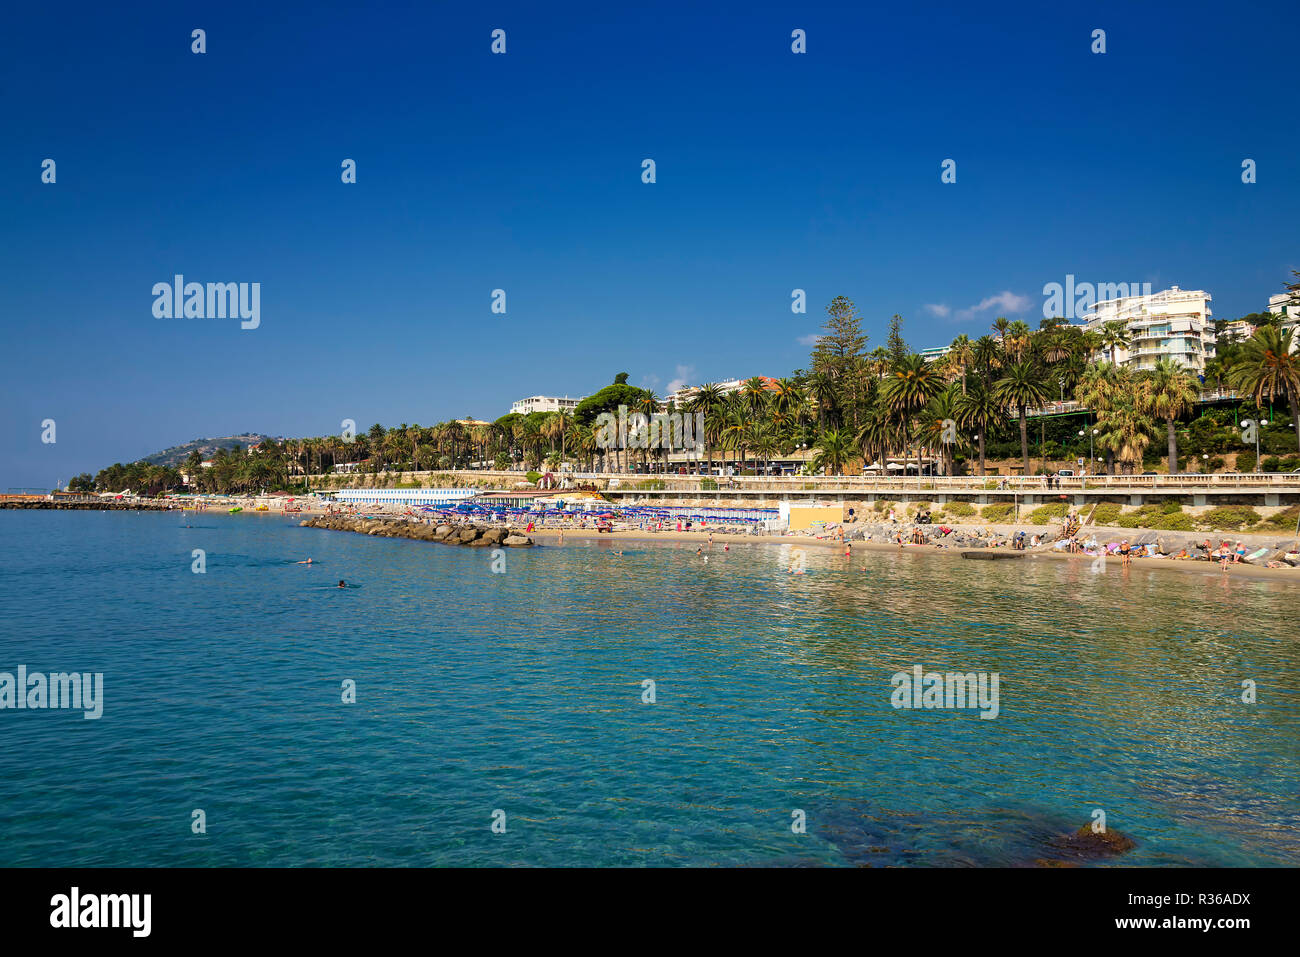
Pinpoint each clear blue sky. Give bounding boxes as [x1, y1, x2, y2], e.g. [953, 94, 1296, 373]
[2, 0, 1297, 487]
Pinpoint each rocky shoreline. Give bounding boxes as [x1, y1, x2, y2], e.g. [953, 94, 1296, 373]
[301, 514, 533, 547]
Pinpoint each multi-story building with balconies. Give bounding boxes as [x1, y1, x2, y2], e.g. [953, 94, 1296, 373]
[1082, 285, 1214, 373]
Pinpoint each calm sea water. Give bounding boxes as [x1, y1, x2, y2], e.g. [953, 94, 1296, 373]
[1, 510, 1297, 867]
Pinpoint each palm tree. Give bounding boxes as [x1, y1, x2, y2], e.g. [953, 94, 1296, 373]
[1097, 396, 1156, 474]
[1144, 358, 1198, 473]
[993, 361, 1050, 477]
[955, 380, 1004, 476]
[972, 335, 1002, 386]
[880, 354, 944, 475]
[687, 384, 726, 474]
[1228, 326, 1300, 452]
[1077, 362, 1126, 474]
[919, 386, 962, 475]
[812, 428, 851, 475]
[1101, 320, 1131, 365]
[948, 334, 974, 394]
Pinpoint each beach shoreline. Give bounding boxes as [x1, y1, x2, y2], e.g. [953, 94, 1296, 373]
[527, 526, 1300, 581]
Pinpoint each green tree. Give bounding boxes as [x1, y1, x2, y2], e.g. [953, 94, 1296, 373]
[993, 361, 1050, 476]
[1144, 357, 1199, 473]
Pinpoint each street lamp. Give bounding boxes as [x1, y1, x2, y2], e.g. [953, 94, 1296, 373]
[1202, 453, 1209, 474]
[1078, 428, 1098, 466]
[1242, 419, 1268, 472]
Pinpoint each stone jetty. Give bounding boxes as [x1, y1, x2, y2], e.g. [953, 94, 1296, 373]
[302, 514, 533, 547]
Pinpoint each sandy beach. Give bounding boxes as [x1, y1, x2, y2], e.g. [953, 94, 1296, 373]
[527, 525, 1300, 582]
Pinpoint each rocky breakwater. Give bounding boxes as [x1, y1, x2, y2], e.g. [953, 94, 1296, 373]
[301, 515, 533, 547]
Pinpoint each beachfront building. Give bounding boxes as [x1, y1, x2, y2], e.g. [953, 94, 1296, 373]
[331, 488, 476, 507]
[920, 345, 951, 363]
[509, 395, 583, 416]
[1082, 285, 1214, 373]
[1267, 291, 1300, 348]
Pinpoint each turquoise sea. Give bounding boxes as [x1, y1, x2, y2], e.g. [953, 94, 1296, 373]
[1, 510, 1297, 867]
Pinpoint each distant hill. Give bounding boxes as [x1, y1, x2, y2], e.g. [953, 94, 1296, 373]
[141, 434, 280, 468]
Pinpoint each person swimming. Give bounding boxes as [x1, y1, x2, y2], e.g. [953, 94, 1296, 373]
[337, 580, 346, 588]
[294, 558, 313, 565]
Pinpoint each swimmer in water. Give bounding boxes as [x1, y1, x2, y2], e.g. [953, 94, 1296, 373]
[337, 580, 346, 588]
[294, 558, 313, 565]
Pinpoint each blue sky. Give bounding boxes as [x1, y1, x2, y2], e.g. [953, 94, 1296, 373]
[2, 0, 1297, 487]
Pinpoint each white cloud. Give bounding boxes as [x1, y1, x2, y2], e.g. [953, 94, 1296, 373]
[956, 291, 1031, 320]
[923, 303, 951, 317]
[665, 364, 697, 395]
[639, 374, 661, 389]
[797, 334, 821, 346]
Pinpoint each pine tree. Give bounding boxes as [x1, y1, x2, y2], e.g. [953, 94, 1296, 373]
[810, 297, 869, 431]
[887, 313, 909, 365]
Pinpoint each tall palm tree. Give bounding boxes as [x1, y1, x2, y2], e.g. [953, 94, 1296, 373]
[1228, 326, 1300, 452]
[687, 383, 726, 474]
[1077, 362, 1126, 474]
[1144, 357, 1198, 473]
[993, 361, 1050, 476]
[955, 379, 1004, 476]
[972, 335, 1002, 386]
[880, 354, 944, 474]
[948, 334, 974, 394]
[919, 386, 962, 475]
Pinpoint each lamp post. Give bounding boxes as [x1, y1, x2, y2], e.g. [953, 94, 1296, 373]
[1202, 453, 1209, 474]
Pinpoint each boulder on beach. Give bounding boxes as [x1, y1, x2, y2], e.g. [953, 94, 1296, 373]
[503, 534, 533, 546]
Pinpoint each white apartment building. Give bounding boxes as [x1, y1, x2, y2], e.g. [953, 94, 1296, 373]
[509, 395, 583, 416]
[1268, 291, 1300, 345]
[1083, 286, 1214, 373]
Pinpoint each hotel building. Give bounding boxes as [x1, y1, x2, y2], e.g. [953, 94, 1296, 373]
[1268, 291, 1300, 347]
[1082, 286, 1214, 373]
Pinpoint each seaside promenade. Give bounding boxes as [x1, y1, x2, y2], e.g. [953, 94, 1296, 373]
[309, 468, 1300, 509]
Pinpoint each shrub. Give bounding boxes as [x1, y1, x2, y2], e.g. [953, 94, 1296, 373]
[525, 471, 542, 485]
[907, 501, 931, 515]
[874, 500, 895, 512]
[1089, 502, 1123, 526]
[701, 478, 718, 490]
[1027, 502, 1069, 524]
[1152, 512, 1195, 531]
[1197, 506, 1262, 530]
[1160, 499, 1183, 514]
[636, 479, 666, 491]
[943, 501, 976, 517]
[1259, 505, 1300, 530]
[981, 502, 1015, 522]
